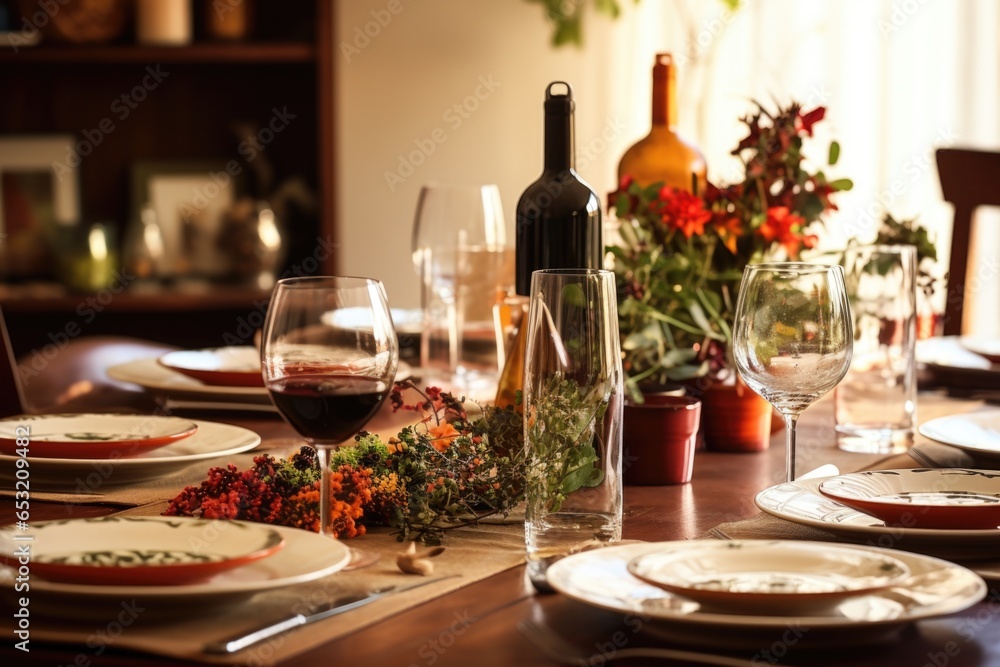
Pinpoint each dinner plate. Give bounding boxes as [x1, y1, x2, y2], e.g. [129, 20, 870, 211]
[0, 519, 350, 619]
[0, 419, 260, 490]
[819, 469, 1000, 529]
[961, 336, 1000, 364]
[109, 357, 412, 404]
[917, 336, 1000, 391]
[0, 414, 198, 459]
[546, 541, 985, 651]
[626, 541, 910, 614]
[755, 477, 1000, 560]
[919, 410, 1000, 457]
[159, 347, 265, 387]
[0, 516, 285, 586]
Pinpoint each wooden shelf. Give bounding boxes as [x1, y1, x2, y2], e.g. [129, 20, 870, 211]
[0, 42, 316, 64]
[0, 285, 270, 313]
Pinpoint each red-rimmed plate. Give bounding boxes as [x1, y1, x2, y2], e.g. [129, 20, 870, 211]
[961, 336, 1000, 364]
[0, 516, 285, 586]
[159, 347, 264, 387]
[819, 469, 1000, 530]
[0, 414, 198, 459]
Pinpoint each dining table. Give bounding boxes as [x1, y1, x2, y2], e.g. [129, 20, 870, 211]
[2, 369, 999, 667]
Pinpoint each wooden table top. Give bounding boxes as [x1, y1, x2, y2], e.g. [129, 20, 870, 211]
[3, 397, 999, 667]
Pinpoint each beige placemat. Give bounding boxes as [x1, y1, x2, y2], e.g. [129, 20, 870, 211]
[21, 503, 528, 665]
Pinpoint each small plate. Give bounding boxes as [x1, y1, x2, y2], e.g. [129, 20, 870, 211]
[159, 347, 264, 387]
[0, 419, 260, 490]
[546, 541, 986, 651]
[919, 410, 1000, 457]
[0, 414, 198, 459]
[0, 516, 285, 586]
[626, 541, 910, 614]
[819, 469, 1000, 530]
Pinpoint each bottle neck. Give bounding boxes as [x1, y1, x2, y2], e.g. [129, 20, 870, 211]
[651, 54, 678, 130]
[544, 111, 574, 172]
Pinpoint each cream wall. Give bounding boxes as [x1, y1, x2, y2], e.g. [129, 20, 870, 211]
[334, 0, 663, 310]
[335, 0, 999, 334]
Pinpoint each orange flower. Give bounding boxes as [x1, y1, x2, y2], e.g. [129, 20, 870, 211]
[427, 423, 460, 452]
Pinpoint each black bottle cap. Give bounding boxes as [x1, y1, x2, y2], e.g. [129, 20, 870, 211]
[544, 81, 574, 116]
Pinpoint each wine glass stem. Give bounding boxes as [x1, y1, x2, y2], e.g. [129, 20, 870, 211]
[783, 412, 799, 483]
[315, 445, 334, 537]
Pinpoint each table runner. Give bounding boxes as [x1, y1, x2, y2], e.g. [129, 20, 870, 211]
[18, 500, 528, 665]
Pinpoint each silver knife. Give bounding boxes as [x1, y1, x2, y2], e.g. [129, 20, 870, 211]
[203, 574, 460, 654]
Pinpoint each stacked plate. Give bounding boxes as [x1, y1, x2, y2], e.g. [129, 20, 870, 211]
[0, 516, 349, 618]
[0, 414, 260, 490]
[756, 470, 1000, 562]
[546, 539, 986, 650]
[108, 347, 411, 409]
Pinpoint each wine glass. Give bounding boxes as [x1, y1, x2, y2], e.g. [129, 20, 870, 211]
[261, 276, 398, 565]
[732, 263, 853, 482]
[411, 183, 512, 394]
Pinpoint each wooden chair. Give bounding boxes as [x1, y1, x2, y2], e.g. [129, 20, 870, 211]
[0, 305, 175, 414]
[0, 307, 26, 418]
[935, 147, 1000, 336]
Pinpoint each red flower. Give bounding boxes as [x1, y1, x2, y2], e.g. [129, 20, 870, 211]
[759, 206, 809, 258]
[656, 186, 712, 239]
[796, 107, 826, 137]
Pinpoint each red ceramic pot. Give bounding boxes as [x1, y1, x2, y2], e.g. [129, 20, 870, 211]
[623, 395, 701, 485]
[700, 381, 772, 452]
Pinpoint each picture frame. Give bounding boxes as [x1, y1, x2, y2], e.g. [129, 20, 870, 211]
[0, 135, 81, 278]
[130, 161, 240, 279]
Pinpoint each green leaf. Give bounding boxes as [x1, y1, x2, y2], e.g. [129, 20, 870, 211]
[829, 178, 853, 191]
[562, 283, 587, 308]
[828, 141, 840, 166]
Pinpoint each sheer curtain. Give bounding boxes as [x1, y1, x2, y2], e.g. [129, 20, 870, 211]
[601, 0, 999, 334]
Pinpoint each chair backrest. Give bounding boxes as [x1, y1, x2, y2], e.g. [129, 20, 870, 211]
[935, 148, 1000, 336]
[0, 306, 26, 417]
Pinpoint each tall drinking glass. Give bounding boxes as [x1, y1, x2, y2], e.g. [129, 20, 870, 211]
[733, 263, 853, 482]
[523, 269, 623, 589]
[261, 276, 398, 566]
[836, 245, 917, 453]
[411, 184, 513, 393]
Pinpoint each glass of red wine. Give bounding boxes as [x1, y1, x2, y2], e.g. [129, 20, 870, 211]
[261, 276, 398, 564]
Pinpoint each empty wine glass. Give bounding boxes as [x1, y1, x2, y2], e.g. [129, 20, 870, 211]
[261, 276, 398, 565]
[411, 183, 512, 394]
[732, 263, 853, 482]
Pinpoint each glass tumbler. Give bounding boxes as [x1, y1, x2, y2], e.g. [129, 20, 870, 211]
[836, 245, 918, 453]
[522, 269, 623, 590]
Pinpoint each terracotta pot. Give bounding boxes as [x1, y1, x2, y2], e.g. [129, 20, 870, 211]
[623, 395, 701, 485]
[700, 381, 772, 452]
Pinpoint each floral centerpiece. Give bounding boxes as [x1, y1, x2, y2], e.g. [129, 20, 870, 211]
[609, 100, 852, 399]
[165, 382, 524, 544]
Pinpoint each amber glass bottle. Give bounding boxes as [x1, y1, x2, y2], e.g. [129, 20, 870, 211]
[617, 53, 706, 193]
